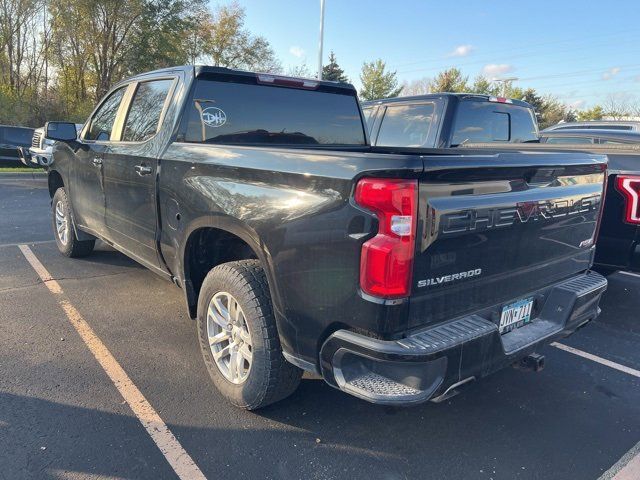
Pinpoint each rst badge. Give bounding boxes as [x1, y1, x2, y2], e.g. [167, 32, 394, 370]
[417, 268, 482, 288]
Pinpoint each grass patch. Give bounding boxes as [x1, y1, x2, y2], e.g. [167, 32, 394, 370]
[0, 167, 44, 172]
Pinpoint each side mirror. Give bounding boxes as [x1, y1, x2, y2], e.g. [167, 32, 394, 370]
[45, 121, 77, 142]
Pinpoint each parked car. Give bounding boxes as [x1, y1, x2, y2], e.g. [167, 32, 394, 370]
[0, 125, 34, 166]
[362, 94, 539, 148]
[540, 129, 640, 145]
[42, 66, 607, 409]
[20, 124, 84, 167]
[543, 120, 640, 133]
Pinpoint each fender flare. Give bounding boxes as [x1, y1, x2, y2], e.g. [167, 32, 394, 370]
[178, 215, 284, 321]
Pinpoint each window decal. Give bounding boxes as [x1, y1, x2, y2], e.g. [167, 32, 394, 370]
[201, 107, 227, 128]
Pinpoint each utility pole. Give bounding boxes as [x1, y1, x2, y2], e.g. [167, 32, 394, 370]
[493, 77, 518, 97]
[317, 0, 325, 80]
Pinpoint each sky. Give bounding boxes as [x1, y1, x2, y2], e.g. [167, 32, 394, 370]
[213, 0, 640, 110]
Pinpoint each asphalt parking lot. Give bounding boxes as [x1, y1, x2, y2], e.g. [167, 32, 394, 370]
[1, 173, 639, 480]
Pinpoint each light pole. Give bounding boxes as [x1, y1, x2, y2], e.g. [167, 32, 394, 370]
[492, 77, 519, 97]
[317, 0, 325, 80]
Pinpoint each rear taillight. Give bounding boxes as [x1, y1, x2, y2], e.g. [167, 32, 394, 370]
[355, 178, 417, 299]
[616, 175, 640, 225]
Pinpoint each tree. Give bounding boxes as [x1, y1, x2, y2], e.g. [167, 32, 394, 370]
[322, 51, 348, 82]
[603, 94, 630, 120]
[577, 105, 604, 121]
[400, 76, 430, 96]
[88, 0, 146, 101]
[359, 59, 402, 101]
[287, 63, 312, 78]
[199, 2, 280, 73]
[428, 68, 468, 93]
[123, 0, 207, 74]
[471, 76, 498, 95]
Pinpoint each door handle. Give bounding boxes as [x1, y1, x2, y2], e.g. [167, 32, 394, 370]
[92, 157, 102, 166]
[134, 164, 152, 176]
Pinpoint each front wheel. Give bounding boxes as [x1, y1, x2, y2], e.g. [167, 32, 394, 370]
[52, 187, 95, 258]
[197, 260, 302, 410]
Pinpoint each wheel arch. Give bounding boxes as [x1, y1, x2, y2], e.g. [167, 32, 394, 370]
[47, 169, 65, 198]
[179, 218, 282, 321]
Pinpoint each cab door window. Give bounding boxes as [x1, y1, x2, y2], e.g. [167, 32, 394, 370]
[84, 87, 127, 141]
[121, 79, 174, 142]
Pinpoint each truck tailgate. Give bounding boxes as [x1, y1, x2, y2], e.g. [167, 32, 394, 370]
[408, 151, 607, 329]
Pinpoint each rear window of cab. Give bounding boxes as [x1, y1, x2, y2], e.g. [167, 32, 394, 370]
[450, 100, 538, 146]
[181, 79, 366, 146]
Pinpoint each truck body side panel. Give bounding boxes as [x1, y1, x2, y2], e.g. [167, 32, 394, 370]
[158, 143, 423, 363]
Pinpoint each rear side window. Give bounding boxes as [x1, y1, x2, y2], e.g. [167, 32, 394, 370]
[122, 79, 173, 142]
[375, 103, 437, 147]
[85, 87, 127, 141]
[451, 100, 538, 145]
[182, 79, 365, 146]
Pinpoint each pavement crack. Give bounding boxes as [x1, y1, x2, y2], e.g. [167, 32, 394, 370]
[46, 271, 133, 282]
[0, 271, 131, 293]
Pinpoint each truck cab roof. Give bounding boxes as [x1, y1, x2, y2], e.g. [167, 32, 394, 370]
[361, 93, 535, 110]
[120, 65, 357, 94]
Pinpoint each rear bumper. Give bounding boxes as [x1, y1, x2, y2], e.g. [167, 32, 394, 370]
[319, 270, 607, 405]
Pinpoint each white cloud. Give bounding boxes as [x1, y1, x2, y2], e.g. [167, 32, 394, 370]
[602, 67, 621, 80]
[289, 46, 305, 58]
[449, 44, 474, 57]
[481, 64, 514, 78]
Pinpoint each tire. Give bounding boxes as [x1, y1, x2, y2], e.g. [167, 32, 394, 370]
[52, 187, 95, 258]
[197, 260, 302, 410]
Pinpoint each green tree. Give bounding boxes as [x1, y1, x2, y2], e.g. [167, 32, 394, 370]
[537, 95, 573, 129]
[200, 2, 280, 73]
[359, 59, 402, 101]
[471, 76, 498, 95]
[322, 51, 348, 82]
[577, 105, 604, 121]
[428, 68, 468, 93]
[123, 0, 207, 74]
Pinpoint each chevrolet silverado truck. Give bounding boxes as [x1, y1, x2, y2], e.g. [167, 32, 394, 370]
[364, 94, 640, 274]
[42, 66, 608, 409]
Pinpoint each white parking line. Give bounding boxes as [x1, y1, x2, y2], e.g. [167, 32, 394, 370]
[619, 271, 640, 279]
[18, 245, 207, 480]
[551, 342, 640, 378]
[599, 441, 640, 480]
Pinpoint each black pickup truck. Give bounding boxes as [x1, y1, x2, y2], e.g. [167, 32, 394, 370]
[42, 66, 608, 409]
[362, 93, 538, 148]
[365, 95, 640, 274]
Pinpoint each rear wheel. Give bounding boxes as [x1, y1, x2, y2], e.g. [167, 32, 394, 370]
[52, 188, 95, 258]
[197, 260, 302, 410]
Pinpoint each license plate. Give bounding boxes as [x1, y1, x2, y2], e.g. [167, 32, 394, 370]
[499, 297, 534, 334]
